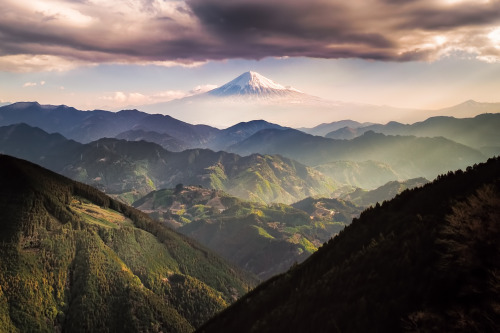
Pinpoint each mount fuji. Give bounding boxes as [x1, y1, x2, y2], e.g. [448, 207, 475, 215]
[207, 71, 306, 99]
[138, 71, 339, 127]
[137, 71, 489, 128]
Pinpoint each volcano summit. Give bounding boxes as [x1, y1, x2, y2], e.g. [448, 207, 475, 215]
[207, 71, 305, 99]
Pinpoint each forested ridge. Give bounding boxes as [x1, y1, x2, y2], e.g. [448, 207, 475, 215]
[0, 154, 256, 332]
[199, 157, 500, 332]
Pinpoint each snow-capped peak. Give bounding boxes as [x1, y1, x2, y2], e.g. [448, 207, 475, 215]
[231, 71, 286, 90]
[208, 71, 303, 97]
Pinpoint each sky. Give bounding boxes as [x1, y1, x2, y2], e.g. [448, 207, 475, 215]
[1, 0, 500, 114]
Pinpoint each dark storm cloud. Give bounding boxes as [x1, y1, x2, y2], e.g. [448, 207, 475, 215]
[1, 0, 500, 71]
[186, 0, 500, 61]
[188, 0, 394, 48]
[399, 1, 500, 30]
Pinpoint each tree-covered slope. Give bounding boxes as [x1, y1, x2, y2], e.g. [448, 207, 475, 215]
[0, 124, 336, 205]
[0, 155, 256, 332]
[133, 186, 363, 280]
[198, 157, 500, 333]
[313, 159, 402, 189]
[340, 177, 429, 208]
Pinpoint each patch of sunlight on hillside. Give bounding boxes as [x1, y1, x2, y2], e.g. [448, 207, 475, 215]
[70, 196, 134, 228]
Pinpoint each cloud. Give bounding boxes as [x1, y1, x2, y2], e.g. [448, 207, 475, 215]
[99, 83, 217, 109]
[22, 80, 47, 87]
[99, 90, 188, 108]
[0, 54, 90, 72]
[188, 0, 500, 62]
[1, 0, 500, 72]
[190, 84, 218, 94]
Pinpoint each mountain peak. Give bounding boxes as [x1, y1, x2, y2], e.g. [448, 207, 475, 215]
[208, 71, 302, 97]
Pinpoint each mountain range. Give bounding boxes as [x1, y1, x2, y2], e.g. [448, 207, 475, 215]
[0, 101, 494, 194]
[227, 128, 487, 183]
[0, 101, 287, 151]
[0, 124, 335, 204]
[324, 112, 500, 155]
[199, 156, 500, 333]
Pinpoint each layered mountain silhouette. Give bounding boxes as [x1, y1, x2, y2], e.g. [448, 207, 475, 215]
[0, 155, 256, 332]
[0, 102, 217, 146]
[0, 102, 287, 151]
[0, 124, 335, 204]
[1, 99, 496, 191]
[227, 128, 486, 182]
[198, 157, 500, 333]
[325, 113, 500, 155]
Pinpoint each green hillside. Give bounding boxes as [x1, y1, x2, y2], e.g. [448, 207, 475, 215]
[133, 186, 363, 279]
[198, 157, 500, 333]
[313, 160, 401, 189]
[340, 177, 429, 207]
[0, 155, 256, 332]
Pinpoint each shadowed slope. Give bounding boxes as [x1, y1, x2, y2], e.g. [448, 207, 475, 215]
[199, 157, 500, 333]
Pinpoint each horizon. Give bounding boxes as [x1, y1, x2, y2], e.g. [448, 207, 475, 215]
[1, 97, 496, 130]
[1, 1, 500, 125]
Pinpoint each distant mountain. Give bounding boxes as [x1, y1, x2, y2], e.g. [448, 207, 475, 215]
[0, 124, 336, 204]
[299, 120, 374, 137]
[0, 155, 256, 332]
[115, 129, 189, 152]
[228, 128, 487, 182]
[139, 71, 331, 127]
[0, 123, 81, 170]
[127, 113, 219, 147]
[437, 99, 500, 118]
[0, 102, 292, 151]
[198, 157, 500, 333]
[133, 186, 362, 280]
[325, 113, 500, 154]
[207, 71, 306, 99]
[0, 102, 146, 143]
[206, 119, 288, 151]
[139, 72, 447, 127]
[341, 177, 429, 207]
[0, 102, 219, 147]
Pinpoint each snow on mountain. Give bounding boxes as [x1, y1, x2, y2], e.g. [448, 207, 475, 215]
[208, 71, 303, 98]
[137, 71, 498, 128]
